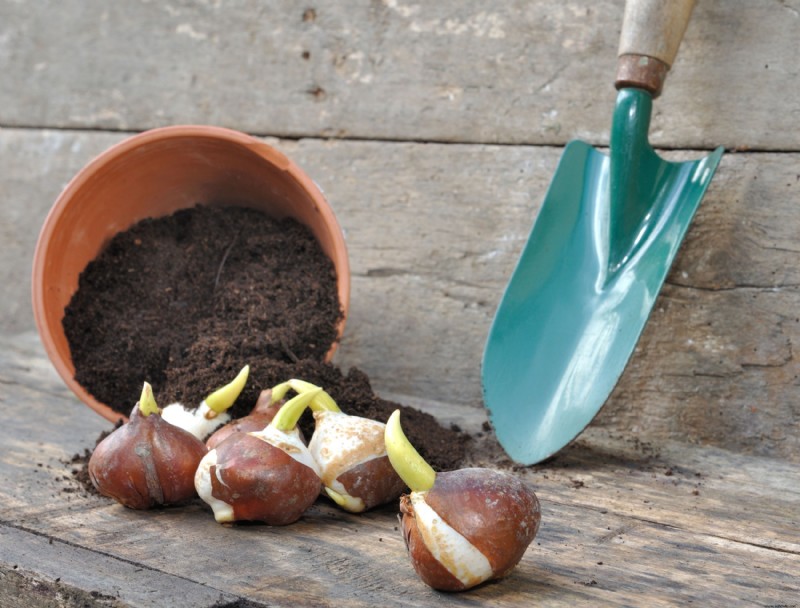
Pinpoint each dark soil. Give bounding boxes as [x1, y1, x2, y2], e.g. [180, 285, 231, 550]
[64, 205, 341, 412]
[64, 205, 469, 473]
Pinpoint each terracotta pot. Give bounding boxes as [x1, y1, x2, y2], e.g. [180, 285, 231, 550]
[32, 125, 350, 423]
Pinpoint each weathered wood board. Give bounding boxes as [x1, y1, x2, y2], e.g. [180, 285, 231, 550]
[1, 0, 799, 150]
[1, 332, 798, 607]
[2, 0, 800, 604]
[3, 129, 799, 460]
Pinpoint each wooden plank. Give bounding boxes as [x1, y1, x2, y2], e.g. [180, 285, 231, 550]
[0, 524, 243, 608]
[3, 129, 800, 458]
[518, 427, 800, 555]
[0, 1, 798, 150]
[601, 283, 800, 461]
[0, 130, 125, 334]
[0, 332, 798, 607]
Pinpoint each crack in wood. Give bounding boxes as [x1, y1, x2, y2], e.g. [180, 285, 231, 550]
[664, 281, 800, 293]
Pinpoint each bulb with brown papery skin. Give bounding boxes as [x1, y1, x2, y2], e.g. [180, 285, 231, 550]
[385, 410, 541, 592]
[309, 409, 406, 513]
[194, 388, 323, 525]
[88, 382, 208, 509]
[400, 468, 541, 591]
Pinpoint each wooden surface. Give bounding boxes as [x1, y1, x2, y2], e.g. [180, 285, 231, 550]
[2, 332, 799, 607]
[1, 1, 799, 150]
[1, 0, 799, 606]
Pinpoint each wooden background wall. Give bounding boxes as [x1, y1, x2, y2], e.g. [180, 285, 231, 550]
[1, 0, 798, 461]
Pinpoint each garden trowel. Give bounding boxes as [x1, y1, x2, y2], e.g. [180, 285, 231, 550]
[482, 0, 723, 464]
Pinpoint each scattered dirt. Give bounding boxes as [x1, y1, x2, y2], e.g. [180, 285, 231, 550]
[63, 205, 470, 483]
[64, 448, 98, 496]
[2, 569, 124, 608]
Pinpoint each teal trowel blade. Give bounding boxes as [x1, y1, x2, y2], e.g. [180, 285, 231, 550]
[482, 89, 723, 465]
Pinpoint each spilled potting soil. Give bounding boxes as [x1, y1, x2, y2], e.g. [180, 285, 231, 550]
[64, 205, 468, 472]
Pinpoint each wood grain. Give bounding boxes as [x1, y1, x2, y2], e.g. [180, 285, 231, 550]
[1, 1, 798, 150]
[0, 332, 797, 607]
[0, 524, 241, 607]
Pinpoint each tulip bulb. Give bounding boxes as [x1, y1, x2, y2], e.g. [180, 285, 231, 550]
[88, 382, 208, 509]
[194, 388, 323, 525]
[385, 410, 541, 591]
[268, 379, 406, 513]
[309, 408, 406, 513]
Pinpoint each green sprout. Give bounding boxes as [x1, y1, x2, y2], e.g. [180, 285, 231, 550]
[138, 381, 161, 417]
[384, 410, 436, 493]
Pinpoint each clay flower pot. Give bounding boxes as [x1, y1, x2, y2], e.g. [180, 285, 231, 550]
[32, 125, 350, 423]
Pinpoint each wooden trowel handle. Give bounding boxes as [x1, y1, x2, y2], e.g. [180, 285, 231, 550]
[615, 0, 696, 98]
